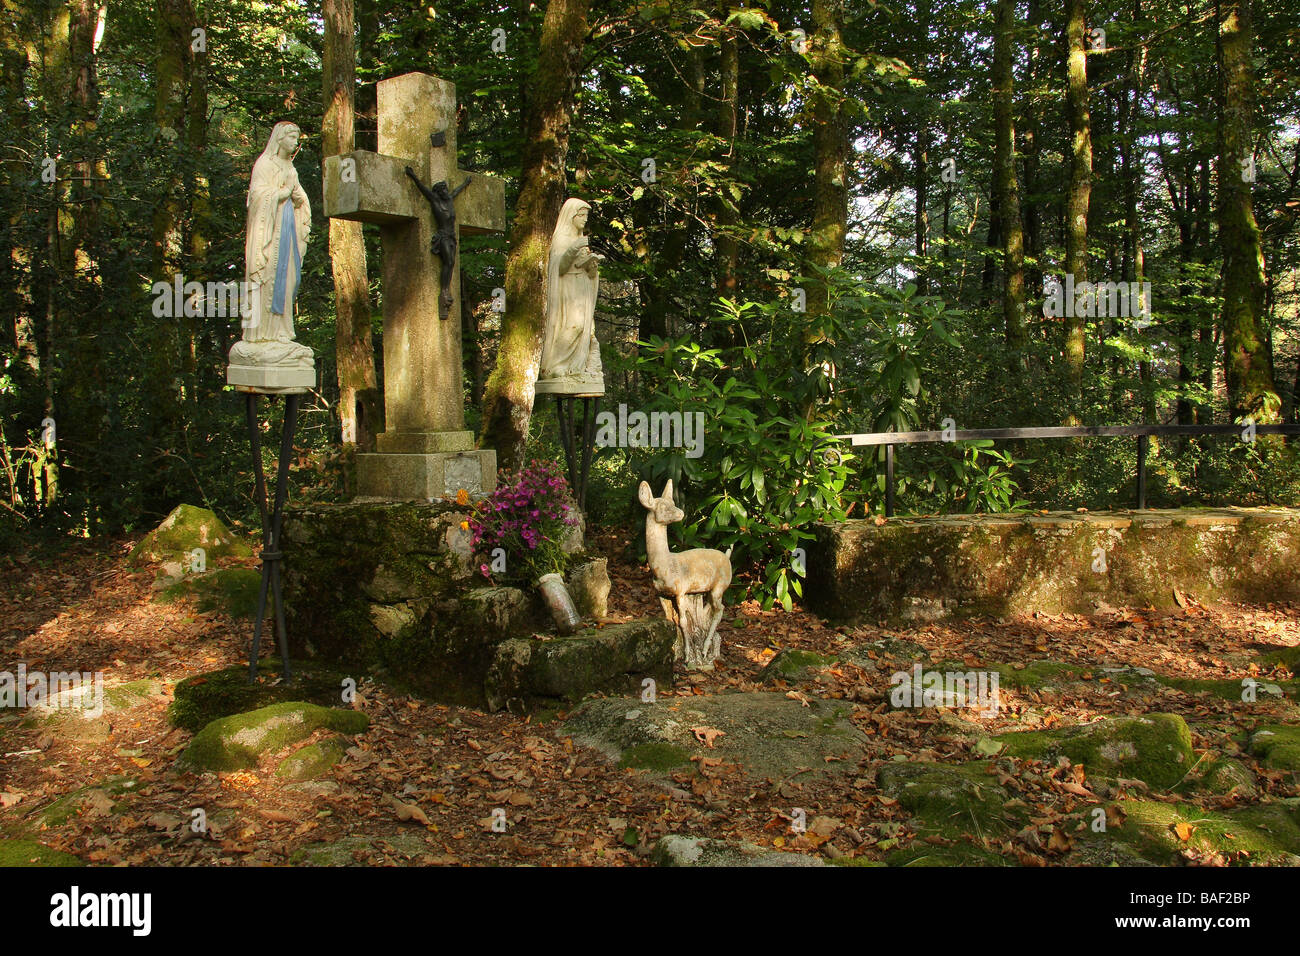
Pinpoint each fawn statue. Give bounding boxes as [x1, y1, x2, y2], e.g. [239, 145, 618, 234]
[638, 479, 732, 670]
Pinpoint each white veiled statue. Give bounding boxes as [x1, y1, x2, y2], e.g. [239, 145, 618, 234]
[229, 121, 314, 371]
[537, 198, 603, 395]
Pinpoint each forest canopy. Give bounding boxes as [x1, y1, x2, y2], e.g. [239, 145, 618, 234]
[2, 0, 1298, 584]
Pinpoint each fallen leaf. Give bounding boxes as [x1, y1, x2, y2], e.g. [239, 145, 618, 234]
[386, 794, 431, 826]
[691, 726, 726, 747]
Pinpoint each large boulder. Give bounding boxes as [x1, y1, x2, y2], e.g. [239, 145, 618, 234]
[129, 504, 251, 566]
[177, 702, 369, 772]
[564, 691, 866, 779]
[157, 568, 262, 617]
[168, 660, 354, 732]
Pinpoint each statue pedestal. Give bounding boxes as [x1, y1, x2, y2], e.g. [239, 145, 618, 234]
[228, 364, 315, 394]
[535, 378, 604, 397]
[356, 429, 497, 500]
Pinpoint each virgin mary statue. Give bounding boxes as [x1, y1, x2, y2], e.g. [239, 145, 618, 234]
[228, 121, 315, 384]
[536, 198, 603, 395]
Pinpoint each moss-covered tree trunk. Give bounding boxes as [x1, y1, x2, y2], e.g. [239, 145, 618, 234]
[477, 0, 590, 472]
[808, 0, 848, 303]
[992, 0, 1026, 364]
[323, 0, 380, 463]
[1216, 0, 1278, 422]
[1063, 0, 1092, 401]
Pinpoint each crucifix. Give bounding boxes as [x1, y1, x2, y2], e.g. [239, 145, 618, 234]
[323, 73, 506, 500]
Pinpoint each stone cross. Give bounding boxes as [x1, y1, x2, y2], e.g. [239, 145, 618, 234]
[323, 72, 505, 499]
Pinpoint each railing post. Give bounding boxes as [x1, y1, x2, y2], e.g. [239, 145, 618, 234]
[885, 443, 895, 518]
[1136, 433, 1148, 510]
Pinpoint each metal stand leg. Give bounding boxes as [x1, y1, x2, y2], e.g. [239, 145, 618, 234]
[247, 392, 300, 683]
[553, 395, 599, 510]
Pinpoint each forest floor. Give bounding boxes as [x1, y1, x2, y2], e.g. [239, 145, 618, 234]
[1, 530, 1298, 867]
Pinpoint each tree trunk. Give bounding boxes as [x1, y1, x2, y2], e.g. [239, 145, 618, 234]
[146, 0, 199, 510]
[911, 0, 929, 297]
[714, 15, 740, 301]
[808, 0, 848, 309]
[1063, 0, 1092, 397]
[478, 0, 590, 472]
[323, 0, 379, 460]
[993, 0, 1026, 361]
[1216, 0, 1278, 422]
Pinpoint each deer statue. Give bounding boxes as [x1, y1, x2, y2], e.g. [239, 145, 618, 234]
[638, 479, 733, 670]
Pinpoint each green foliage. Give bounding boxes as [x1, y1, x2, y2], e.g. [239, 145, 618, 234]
[630, 297, 854, 610]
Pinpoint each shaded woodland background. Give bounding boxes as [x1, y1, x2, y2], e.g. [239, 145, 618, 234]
[2, 0, 1298, 604]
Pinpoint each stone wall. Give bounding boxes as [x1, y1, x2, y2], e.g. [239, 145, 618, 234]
[281, 500, 671, 710]
[805, 507, 1300, 623]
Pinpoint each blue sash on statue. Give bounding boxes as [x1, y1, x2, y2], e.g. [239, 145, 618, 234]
[271, 199, 301, 315]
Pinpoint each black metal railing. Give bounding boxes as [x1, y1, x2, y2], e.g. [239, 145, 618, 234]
[834, 423, 1300, 517]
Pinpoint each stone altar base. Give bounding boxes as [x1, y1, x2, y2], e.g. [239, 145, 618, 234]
[281, 499, 671, 711]
[805, 506, 1300, 624]
[356, 430, 496, 499]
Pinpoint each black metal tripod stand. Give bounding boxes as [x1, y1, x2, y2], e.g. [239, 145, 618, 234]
[243, 391, 300, 682]
[553, 395, 600, 510]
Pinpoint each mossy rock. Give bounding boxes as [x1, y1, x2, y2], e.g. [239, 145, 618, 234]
[996, 713, 1195, 790]
[988, 660, 1085, 690]
[483, 619, 675, 714]
[1110, 799, 1300, 865]
[158, 568, 262, 618]
[276, 736, 349, 781]
[876, 761, 1021, 838]
[1258, 645, 1300, 672]
[1177, 757, 1258, 798]
[1249, 725, 1300, 771]
[168, 660, 356, 732]
[760, 649, 839, 683]
[26, 776, 141, 831]
[177, 701, 369, 772]
[564, 692, 867, 781]
[618, 741, 691, 771]
[650, 835, 826, 867]
[1154, 674, 1292, 702]
[289, 831, 429, 866]
[129, 504, 251, 566]
[884, 841, 1012, 867]
[0, 839, 83, 866]
[103, 679, 166, 713]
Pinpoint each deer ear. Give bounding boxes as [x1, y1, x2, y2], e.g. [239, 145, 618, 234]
[662, 478, 674, 502]
[637, 481, 654, 507]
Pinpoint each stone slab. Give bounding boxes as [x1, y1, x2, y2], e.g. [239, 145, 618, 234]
[483, 619, 675, 713]
[375, 430, 476, 454]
